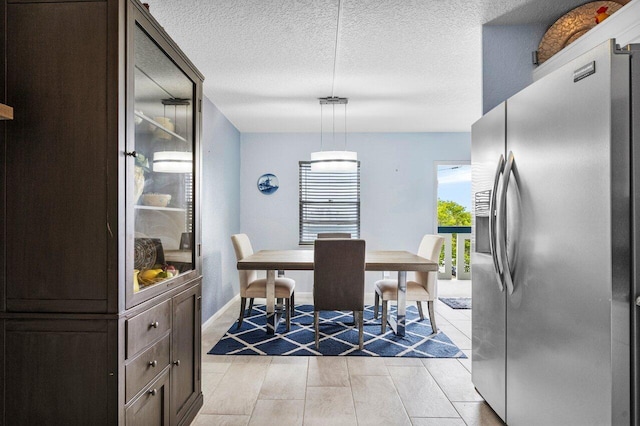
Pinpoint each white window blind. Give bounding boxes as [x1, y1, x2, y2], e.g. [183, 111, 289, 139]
[299, 161, 360, 245]
[185, 173, 193, 232]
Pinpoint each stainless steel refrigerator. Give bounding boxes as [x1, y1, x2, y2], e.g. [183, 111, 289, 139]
[472, 39, 638, 425]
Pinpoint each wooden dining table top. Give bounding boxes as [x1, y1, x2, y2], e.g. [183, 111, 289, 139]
[237, 249, 438, 272]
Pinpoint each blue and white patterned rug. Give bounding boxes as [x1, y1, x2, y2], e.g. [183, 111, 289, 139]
[439, 297, 472, 309]
[208, 304, 466, 358]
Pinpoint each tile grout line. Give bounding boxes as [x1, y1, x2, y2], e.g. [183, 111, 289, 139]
[349, 361, 359, 426]
[248, 356, 272, 423]
[441, 307, 473, 371]
[302, 357, 310, 425]
[386, 365, 416, 425]
[420, 358, 466, 422]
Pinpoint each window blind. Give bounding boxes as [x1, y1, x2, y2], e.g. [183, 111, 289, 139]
[185, 173, 193, 232]
[299, 161, 360, 245]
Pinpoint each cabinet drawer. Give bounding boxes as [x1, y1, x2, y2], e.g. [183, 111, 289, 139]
[126, 334, 170, 402]
[125, 368, 170, 426]
[126, 300, 171, 358]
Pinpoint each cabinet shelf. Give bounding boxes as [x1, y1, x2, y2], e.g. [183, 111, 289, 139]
[134, 111, 187, 143]
[135, 205, 186, 212]
[0, 103, 14, 120]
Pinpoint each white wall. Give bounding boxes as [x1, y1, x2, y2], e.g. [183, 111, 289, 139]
[240, 132, 471, 292]
[201, 96, 241, 321]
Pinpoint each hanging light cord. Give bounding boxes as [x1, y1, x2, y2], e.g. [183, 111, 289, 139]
[331, 0, 343, 98]
[318, 0, 346, 154]
[335, 0, 348, 151]
[344, 102, 347, 150]
[320, 103, 323, 151]
[333, 103, 336, 146]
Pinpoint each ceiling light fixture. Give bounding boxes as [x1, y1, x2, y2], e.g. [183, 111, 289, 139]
[153, 97, 193, 173]
[310, 0, 357, 173]
[153, 151, 193, 173]
[311, 96, 356, 172]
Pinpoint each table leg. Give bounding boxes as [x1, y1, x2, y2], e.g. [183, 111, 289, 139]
[266, 269, 277, 334]
[387, 270, 407, 336]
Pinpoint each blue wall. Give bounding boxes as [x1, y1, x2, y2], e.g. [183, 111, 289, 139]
[200, 96, 241, 321]
[482, 24, 547, 113]
[239, 132, 471, 293]
[198, 103, 471, 314]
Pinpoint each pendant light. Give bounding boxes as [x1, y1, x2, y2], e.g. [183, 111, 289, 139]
[153, 151, 193, 173]
[153, 98, 193, 173]
[309, 0, 357, 173]
[310, 97, 357, 172]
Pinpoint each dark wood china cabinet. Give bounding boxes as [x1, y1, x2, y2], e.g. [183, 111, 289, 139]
[0, 0, 203, 424]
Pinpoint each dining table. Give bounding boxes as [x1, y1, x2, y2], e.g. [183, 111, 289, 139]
[237, 249, 439, 337]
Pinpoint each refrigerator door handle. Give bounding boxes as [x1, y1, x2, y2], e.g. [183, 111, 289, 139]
[489, 154, 505, 292]
[499, 151, 515, 295]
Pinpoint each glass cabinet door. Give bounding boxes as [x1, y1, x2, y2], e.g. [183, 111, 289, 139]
[131, 22, 196, 297]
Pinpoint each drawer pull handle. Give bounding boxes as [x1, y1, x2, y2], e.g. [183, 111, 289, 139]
[173, 360, 181, 366]
[148, 388, 157, 396]
[150, 321, 159, 329]
[149, 360, 158, 368]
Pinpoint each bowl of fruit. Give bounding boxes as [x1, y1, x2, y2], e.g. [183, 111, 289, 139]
[137, 265, 178, 287]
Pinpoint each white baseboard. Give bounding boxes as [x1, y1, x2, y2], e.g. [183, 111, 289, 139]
[202, 294, 240, 329]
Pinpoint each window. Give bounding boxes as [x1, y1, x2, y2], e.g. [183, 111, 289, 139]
[299, 161, 360, 245]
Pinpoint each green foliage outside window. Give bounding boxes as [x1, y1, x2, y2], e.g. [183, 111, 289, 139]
[437, 199, 471, 272]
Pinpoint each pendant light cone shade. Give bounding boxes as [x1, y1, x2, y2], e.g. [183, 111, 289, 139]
[310, 150, 357, 172]
[153, 151, 192, 173]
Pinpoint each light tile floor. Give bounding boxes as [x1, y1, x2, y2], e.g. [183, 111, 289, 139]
[195, 280, 504, 425]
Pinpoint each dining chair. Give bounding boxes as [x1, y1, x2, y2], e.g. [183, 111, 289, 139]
[374, 234, 445, 334]
[316, 232, 357, 324]
[317, 232, 351, 239]
[313, 238, 366, 350]
[231, 234, 296, 331]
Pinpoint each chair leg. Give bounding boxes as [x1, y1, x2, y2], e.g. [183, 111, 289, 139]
[416, 301, 424, 320]
[285, 298, 291, 331]
[237, 297, 247, 329]
[290, 292, 295, 317]
[314, 311, 320, 350]
[381, 300, 388, 334]
[428, 300, 438, 334]
[358, 310, 364, 350]
[374, 292, 380, 319]
[247, 298, 254, 316]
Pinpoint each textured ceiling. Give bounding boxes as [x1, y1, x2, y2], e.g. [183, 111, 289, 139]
[144, 0, 589, 133]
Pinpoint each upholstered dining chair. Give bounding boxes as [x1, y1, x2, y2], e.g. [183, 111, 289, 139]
[317, 232, 351, 239]
[317, 232, 356, 323]
[374, 234, 445, 334]
[313, 238, 366, 350]
[231, 234, 296, 331]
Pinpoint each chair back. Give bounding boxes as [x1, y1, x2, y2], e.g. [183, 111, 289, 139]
[230, 234, 257, 296]
[414, 234, 445, 296]
[317, 232, 351, 239]
[313, 239, 366, 312]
